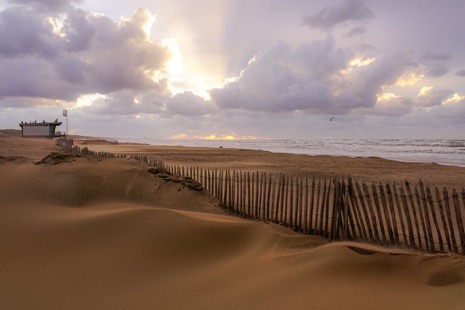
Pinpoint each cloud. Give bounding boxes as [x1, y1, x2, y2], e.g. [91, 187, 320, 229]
[420, 53, 450, 77]
[345, 25, 367, 37]
[5, 0, 80, 13]
[456, 70, 465, 77]
[303, 0, 374, 30]
[211, 37, 348, 113]
[0, 4, 171, 105]
[166, 92, 216, 117]
[416, 88, 454, 108]
[0, 7, 58, 58]
[211, 37, 421, 117]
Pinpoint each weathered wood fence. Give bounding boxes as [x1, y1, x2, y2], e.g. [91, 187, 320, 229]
[69, 146, 465, 255]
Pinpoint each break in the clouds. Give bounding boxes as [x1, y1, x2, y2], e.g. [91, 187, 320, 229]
[302, 0, 374, 30]
[0, 0, 464, 139]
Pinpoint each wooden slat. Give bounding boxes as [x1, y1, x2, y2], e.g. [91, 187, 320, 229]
[418, 180, 434, 251]
[318, 178, 327, 236]
[270, 174, 277, 223]
[435, 187, 452, 252]
[279, 174, 287, 223]
[379, 183, 395, 244]
[342, 180, 349, 240]
[391, 182, 407, 246]
[289, 176, 294, 228]
[426, 185, 444, 252]
[385, 183, 400, 244]
[452, 188, 465, 254]
[405, 181, 423, 249]
[246, 171, 251, 218]
[297, 177, 304, 232]
[355, 180, 374, 242]
[371, 183, 387, 244]
[443, 188, 458, 253]
[348, 178, 367, 241]
[323, 178, 332, 238]
[303, 177, 309, 234]
[330, 178, 340, 241]
[308, 176, 320, 235]
[363, 182, 381, 244]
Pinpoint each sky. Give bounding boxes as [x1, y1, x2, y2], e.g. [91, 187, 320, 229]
[1, 0, 464, 140]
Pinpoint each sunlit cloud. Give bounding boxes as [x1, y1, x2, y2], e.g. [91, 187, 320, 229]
[376, 92, 398, 102]
[442, 93, 465, 105]
[75, 93, 107, 108]
[341, 56, 375, 74]
[417, 86, 433, 97]
[395, 72, 424, 86]
[349, 56, 376, 67]
[48, 17, 65, 38]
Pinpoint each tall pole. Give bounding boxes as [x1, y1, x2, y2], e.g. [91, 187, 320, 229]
[63, 109, 68, 137]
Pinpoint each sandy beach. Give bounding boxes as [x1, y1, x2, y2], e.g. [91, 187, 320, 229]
[2, 135, 465, 309]
[76, 139, 465, 189]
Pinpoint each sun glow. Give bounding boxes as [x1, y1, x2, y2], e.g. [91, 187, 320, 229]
[169, 133, 257, 140]
[162, 38, 184, 77]
[160, 38, 213, 100]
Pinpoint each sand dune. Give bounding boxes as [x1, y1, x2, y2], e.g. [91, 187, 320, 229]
[2, 138, 465, 309]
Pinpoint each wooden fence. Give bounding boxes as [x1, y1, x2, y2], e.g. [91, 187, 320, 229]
[69, 146, 465, 255]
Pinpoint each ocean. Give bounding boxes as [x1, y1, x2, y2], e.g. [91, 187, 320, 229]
[122, 138, 465, 167]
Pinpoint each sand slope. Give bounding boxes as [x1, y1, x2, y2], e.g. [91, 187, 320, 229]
[2, 139, 465, 309]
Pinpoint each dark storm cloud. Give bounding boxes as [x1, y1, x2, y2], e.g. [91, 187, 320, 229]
[0, 3, 171, 105]
[303, 0, 374, 30]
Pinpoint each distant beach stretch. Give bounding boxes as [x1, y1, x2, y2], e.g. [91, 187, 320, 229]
[116, 138, 465, 167]
[2, 134, 465, 309]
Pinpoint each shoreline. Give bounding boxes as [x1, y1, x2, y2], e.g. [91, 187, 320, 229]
[112, 137, 465, 168]
[75, 139, 465, 190]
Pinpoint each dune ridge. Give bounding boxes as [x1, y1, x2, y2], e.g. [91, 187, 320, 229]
[1, 138, 465, 309]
